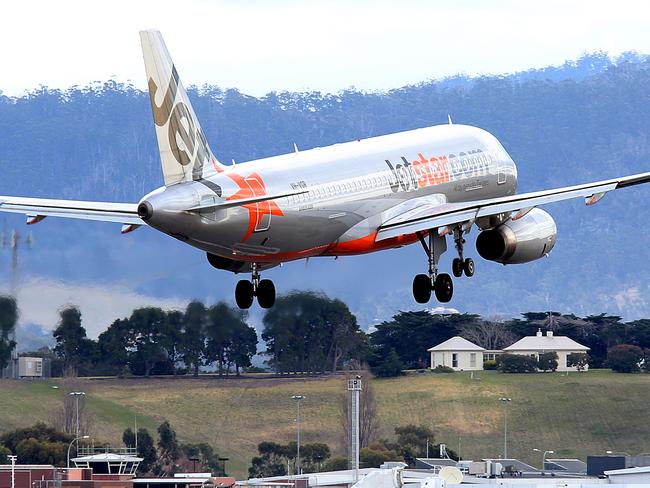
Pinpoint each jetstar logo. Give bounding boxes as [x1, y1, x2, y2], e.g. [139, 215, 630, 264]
[225, 171, 284, 242]
[385, 148, 491, 193]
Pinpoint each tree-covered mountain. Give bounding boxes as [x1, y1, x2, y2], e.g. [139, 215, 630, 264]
[1, 52, 650, 336]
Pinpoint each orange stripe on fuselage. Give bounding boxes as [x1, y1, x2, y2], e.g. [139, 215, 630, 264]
[323, 231, 421, 256]
[230, 231, 422, 263]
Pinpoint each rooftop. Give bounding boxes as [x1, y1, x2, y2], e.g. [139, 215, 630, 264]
[428, 336, 485, 352]
[504, 330, 589, 352]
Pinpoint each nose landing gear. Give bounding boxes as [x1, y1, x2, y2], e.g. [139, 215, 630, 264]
[235, 263, 276, 309]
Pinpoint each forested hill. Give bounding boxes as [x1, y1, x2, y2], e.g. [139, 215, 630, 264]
[1, 52, 650, 336]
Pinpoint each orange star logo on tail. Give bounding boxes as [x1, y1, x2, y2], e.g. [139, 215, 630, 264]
[225, 171, 284, 242]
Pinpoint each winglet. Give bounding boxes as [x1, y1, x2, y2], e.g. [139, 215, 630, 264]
[447, 114, 454, 125]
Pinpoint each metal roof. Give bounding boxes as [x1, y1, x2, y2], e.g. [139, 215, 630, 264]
[73, 453, 143, 462]
[427, 336, 485, 351]
[503, 334, 589, 352]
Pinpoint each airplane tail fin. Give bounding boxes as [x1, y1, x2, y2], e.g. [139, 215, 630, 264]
[140, 30, 224, 186]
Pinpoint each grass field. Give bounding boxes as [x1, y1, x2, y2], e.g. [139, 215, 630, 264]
[1, 370, 649, 479]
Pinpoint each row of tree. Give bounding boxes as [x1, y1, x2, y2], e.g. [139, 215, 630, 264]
[4, 292, 650, 377]
[368, 311, 650, 375]
[0, 421, 226, 476]
[49, 301, 256, 377]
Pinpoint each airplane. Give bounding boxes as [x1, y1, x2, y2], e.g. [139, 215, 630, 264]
[1, 30, 649, 310]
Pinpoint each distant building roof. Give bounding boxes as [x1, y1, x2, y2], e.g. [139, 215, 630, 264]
[503, 330, 589, 352]
[72, 453, 143, 462]
[545, 458, 587, 473]
[428, 336, 485, 352]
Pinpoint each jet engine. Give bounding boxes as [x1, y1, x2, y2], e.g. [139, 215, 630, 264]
[475, 208, 557, 264]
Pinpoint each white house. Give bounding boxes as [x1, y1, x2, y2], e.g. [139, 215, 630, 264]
[428, 336, 485, 371]
[503, 329, 589, 371]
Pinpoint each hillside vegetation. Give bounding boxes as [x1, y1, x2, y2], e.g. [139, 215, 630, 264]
[1, 370, 649, 478]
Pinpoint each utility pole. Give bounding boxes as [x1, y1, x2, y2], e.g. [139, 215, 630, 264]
[499, 397, 512, 459]
[8, 455, 17, 488]
[348, 376, 362, 482]
[291, 395, 305, 475]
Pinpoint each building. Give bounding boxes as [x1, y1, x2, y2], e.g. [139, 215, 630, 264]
[428, 336, 485, 371]
[503, 329, 589, 372]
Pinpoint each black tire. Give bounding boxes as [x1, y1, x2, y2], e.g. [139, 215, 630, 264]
[412, 274, 432, 304]
[257, 279, 276, 309]
[464, 258, 475, 277]
[452, 258, 464, 277]
[434, 273, 454, 303]
[235, 280, 254, 309]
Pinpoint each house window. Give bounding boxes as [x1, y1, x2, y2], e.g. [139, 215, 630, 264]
[470, 353, 476, 368]
[452, 353, 458, 368]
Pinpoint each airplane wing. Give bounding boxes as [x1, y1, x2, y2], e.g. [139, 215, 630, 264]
[377, 171, 650, 241]
[0, 196, 142, 226]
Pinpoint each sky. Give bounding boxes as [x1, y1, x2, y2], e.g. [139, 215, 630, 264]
[3, 0, 650, 340]
[2, 0, 650, 97]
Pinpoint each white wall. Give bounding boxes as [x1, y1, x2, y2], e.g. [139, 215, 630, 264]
[430, 350, 483, 371]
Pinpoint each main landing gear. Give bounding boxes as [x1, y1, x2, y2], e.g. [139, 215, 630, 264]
[235, 264, 276, 309]
[412, 228, 475, 304]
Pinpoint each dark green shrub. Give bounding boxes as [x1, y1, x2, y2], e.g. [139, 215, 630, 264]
[432, 365, 455, 373]
[538, 352, 559, 372]
[607, 344, 643, 373]
[497, 353, 538, 373]
[371, 349, 404, 378]
[567, 352, 589, 371]
[483, 359, 498, 370]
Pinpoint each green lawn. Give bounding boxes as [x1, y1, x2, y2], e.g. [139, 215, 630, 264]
[1, 370, 649, 479]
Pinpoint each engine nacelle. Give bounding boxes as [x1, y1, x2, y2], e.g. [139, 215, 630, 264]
[475, 208, 557, 264]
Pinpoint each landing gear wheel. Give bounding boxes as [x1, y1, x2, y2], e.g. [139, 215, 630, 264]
[257, 279, 276, 309]
[235, 280, 254, 309]
[452, 258, 464, 278]
[412, 274, 432, 304]
[463, 258, 475, 277]
[434, 273, 454, 303]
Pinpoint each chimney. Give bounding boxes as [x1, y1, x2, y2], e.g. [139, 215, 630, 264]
[536, 329, 542, 337]
[546, 330, 553, 337]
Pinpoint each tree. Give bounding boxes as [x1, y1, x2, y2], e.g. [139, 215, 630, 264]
[360, 447, 398, 468]
[607, 344, 643, 373]
[370, 312, 476, 369]
[96, 319, 130, 375]
[537, 352, 559, 372]
[460, 319, 516, 350]
[248, 442, 288, 478]
[0, 445, 10, 463]
[0, 423, 72, 453]
[180, 301, 208, 377]
[567, 352, 589, 371]
[16, 438, 67, 465]
[52, 306, 94, 373]
[262, 292, 365, 374]
[0, 296, 18, 371]
[126, 308, 170, 377]
[161, 311, 184, 375]
[180, 443, 225, 475]
[206, 302, 256, 375]
[157, 421, 181, 475]
[130, 428, 157, 475]
[371, 349, 403, 378]
[497, 354, 538, 373]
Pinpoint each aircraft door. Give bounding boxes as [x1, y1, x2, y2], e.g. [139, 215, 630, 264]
[245, 176, 272, 232]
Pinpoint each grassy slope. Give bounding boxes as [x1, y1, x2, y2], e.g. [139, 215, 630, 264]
[1, 370, 649, 479]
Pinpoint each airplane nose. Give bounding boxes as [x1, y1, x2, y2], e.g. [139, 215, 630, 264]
[137, 201, 153, 221]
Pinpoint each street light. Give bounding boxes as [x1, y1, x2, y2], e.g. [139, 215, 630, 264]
[8, 455, 17, 488]
[498, 397, 511, 459]
[533, 449, 554, 470]
[68, 392, 86, 437]
[67, 435, 90, 468]
[291, 395, 305, 475]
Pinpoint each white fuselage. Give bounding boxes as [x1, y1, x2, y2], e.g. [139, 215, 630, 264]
[141, 124, 517, 269]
